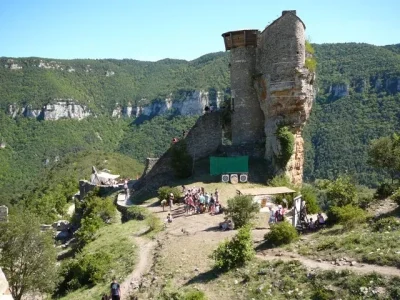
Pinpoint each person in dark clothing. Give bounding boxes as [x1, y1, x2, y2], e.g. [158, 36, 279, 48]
[110, 278, 121, 300]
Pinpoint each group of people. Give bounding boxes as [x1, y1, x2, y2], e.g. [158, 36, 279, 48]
[268, 204, 286, 224]
[182, 186, 223, 215]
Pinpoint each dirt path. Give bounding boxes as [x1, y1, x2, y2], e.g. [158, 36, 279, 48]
[119, 236, 156, 300]
[256, 250, 400, 277]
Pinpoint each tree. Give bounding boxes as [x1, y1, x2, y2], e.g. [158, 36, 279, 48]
[0, 211, 57, 300]
[326, 176, 357, 207]
[224, 195, 260, 228]
[368, 134, 400, 183]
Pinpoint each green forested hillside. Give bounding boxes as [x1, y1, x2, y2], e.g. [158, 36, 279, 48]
[1, 42, 400, 203]
[303, 43, 400, 186]
[0, 53, 230, 113]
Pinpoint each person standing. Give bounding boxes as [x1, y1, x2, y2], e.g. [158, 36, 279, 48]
[169, 193, 174, 211]
[110, 278, 121, 300]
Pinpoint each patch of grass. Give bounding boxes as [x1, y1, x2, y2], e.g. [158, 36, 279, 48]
[208, 259, 400, 299]
[58, 220, 144, 300]
[290, 224, 400, 267]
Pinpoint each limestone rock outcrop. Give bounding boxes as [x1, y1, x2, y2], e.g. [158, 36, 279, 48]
[6, 100, 91, 120]
[224, 10, 316, 184]
[111, 90, 224, 118]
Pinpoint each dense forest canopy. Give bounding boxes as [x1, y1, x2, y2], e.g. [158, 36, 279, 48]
[1, 42, 400, 207]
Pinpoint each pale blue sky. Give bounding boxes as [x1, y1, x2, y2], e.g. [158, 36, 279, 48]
[1, 0, 398, 61]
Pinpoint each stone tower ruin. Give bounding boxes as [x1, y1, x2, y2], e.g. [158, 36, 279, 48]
[222, 10, 315, 184]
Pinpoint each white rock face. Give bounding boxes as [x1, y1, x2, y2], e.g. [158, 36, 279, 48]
[41, 100, 91, 120]
[113, 90, 223, 118]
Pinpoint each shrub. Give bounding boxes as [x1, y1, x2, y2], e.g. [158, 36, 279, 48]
[268, 174, 298, 208]
[327, 205, 367, 229]
[146, 214, 163, 232]
[264, 221, 298, 246]
[124, 206, 150, 221]
[170, 140, 193, 178]
[74, 214, 104, 249]
[183, 290, 207, 300]
[211, 225, 254, 271]
[305, 57, 317, 72]
[301, 184, 320, 214]
[56, 251, 111, 294]
[305, 40, 315, 55]
[326, 176, 358, 207]
[391, 188, 400, 205]
[275, 126, 294, 168]
[374, 182, 396, 199]
[372, 216, 400, 232]
[158, 186, 181, 203]
[224, 195, 260, 228]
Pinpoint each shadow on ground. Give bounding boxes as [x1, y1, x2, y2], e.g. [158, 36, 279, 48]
[184, 268, 223, 286]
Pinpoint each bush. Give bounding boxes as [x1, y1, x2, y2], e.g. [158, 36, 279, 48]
[372, 216, 400, 232]
[74, 214, 104, 249]
[301, 184, 320, 214]
[374, 182, 396, 199]
[146, 214, 163, 232]
[305, 57, 317, 72]
[391, 188, 400, 205]
[224, 195, 260, 228]
[327, 205, 367, 229]
[170, 140, 193, 178]
[275, 126, 294, 168]
[158, 186, 181, 203]
[56, 251, 111, 294]
[124, 206, 150, 221]
[211, 225, 254, 271]
[326, 176, 357, 207]
[264, 221, 298, 246]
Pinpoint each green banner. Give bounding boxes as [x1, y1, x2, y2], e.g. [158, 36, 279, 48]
[210, 156, 249, 175]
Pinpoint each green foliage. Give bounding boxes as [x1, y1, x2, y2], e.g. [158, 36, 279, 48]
[156, 285, 207, 300]
[157, 186, 181, 202]
[124, 205, 150, 221]
[57, 251, 111, 293]
[264, 221, 298, 246]
[372, 216, 400, 232]
[0, 211, 57, 300]
[305, 40, 315, 55]
[224, 195, 260, 228]
[305, 57, 317, 72]
[74, 191, 116, 249]
[327, 205, 367, 229]
[211, 225, 254, 271]
[391, 187, 400, 205]
[300, 184, 320, 214]
[275, 126, 294, 168]
[170, 139, 193, 178]
[368, 133, 400, 182]
[375, 182, 396, 199]
[326, 176, 358, 207]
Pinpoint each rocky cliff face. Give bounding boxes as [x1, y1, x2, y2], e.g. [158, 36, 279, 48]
[0, 268, 13, 300]
[6, 100, 91, 120]
[111, 90, 224, 118]
[254, 11, 316, 185]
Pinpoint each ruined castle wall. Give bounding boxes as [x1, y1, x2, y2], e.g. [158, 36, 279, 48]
[133, 112, 222, 195]
[230, 47, 265, 145]
[254, 12, 314, 184]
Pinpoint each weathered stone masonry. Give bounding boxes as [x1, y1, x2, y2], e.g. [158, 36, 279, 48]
[223, 10, 315, 184]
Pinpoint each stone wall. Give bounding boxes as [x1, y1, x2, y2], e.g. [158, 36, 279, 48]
[133, 112, 223, 195]
[230, 47, 265, 145]
[78, 180, 122, 200]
